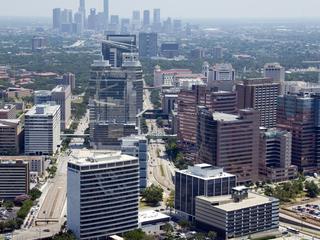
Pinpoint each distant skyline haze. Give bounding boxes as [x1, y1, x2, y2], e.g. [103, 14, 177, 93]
[0, 0, 320, 19]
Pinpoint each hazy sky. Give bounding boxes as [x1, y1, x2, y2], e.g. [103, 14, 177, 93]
[1, 0, 320, 19]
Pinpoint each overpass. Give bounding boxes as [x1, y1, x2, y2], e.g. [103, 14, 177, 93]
[146, 134, 177, 140]
[60, 134, 89, 139]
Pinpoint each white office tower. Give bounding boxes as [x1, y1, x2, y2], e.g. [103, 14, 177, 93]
[67, 150, 139, 239]
[25, 104, 61, 155]
[208, 63, 235, 91]
[264, 63, 285, 94]
[121, 135, 148, 189]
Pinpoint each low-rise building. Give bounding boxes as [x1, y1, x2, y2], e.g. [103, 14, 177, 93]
[195, 186, 279, 239]
[138, 210, 170, 235]
[0, 104, 16, 119]
[0, 160, 30, 200]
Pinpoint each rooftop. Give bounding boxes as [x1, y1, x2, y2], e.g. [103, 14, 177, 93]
[0, 156, 44, 161]
[212, 112, 238, 122]
[52, 85, 70, 93]
[197, 192, 276, 212]
[178, 164, 235, 180]
[138, 210, 170, 224]
[25, 104, 60, 116]
[69, 150, 138, 166]
[0, 119, 20, 127]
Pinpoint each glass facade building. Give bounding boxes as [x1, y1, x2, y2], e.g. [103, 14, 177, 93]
[175, 164, 236, 220]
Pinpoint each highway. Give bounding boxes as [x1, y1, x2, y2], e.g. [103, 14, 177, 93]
[144, 84, 176, 201]
[12, 112, 89, 240]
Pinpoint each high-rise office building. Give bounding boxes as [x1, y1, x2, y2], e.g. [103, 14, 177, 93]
[0, 119, 22, 155]
[74, 11, 84, 34]
[0, 160, 29, 200]
[104, 0, 109, 27]
[87, 8, 98, 30]
[89, 53, 143, 149]
[32, 36, 47, 51]
[61, 72, 76, 90]
[277, 92, 320, 172]
[207, 63, 235, 91]
[173, 19, 182, 32]
[79, 0, 86, 15]
[153, 8, 161, 31]
[52, 8, 61, 29]
[67, 150, 139, 239]
[102, 34, 137, 67]
[121, 18, 131, 34]
[121, 135, 148, 189]
[259, 128, 298, 182]
[197, 108, 260, 184]
[139, 32, 158, 58]
[132, 10, 141, 30]
[143, 10, 150, 27]
[34, 90, 52, 105]
[264, 63, 285, 94]
[175, 164, 236, 220]
[51, 85, 72, 130]
[25, 104, 61, 156]
[236, 78, 280, 128]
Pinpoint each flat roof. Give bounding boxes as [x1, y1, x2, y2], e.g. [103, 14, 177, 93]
[139, 210, 170, 223]
[212, 112, 238, 122]
[25, 104, 60, 116]
[0, 156, 44, 161]
[177, 164, 235, 180]
[197, 192, 276, 212]
[0, 119, 20, 127]
[69, 150, 138, 166]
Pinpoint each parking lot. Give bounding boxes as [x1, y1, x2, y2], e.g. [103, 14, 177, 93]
[291, 201, 320, 221]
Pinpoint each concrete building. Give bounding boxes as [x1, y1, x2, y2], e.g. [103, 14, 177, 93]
[34, 90, 52, 105]
[63, 73, 76, 90]
[139, 210, 170, 235]
[152, 9, 161, 31]
[32, 36, 47, 51]
[236, 78, 280, 128]
[195, 186, 279, 239]
[0, 104, 16, 119]
[277, 92, 320, 172]
[160, 43, 179, 59]
[259, 128, 298, 182]
[25, 104, 61, 156]
[0, 119, 22, 155]
[175, 164, 236, 220]
[139, 32, 158, 58]
[121, 135, 148, 189]
[143, 10, 150, 27]
[0, 160, 30, 200]
[53, 8, 61, 29]
[264, 63, 285, 94]
[209, 91, 237, 114]
[6, 87, 33, 99]
[153, 66, 192, 88]
[197, 108, 260, 183]
[177, 85, 208, 162]
[52, 85, 72, 130]
[67, 151, 139, 239]
[0, 156, 47, 177]
[162, 91, 178, 115]
[89, 53, 142, 149]
[207, 63, 235, 91]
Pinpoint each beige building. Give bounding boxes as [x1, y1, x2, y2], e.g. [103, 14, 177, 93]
[0, 119, 22, 155]
[51, 85, 71, 130]
[236, 78, 280, 128]
[0, 104, 16, 119]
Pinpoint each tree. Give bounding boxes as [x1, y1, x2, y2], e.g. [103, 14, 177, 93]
[207, 231, 217, 240]
[178, 220, 191, 232]
[3, 201, 14, 210]
[29, 188, 42, 201]
[162, 222, 174, 236]
[305, 181, 320, 198]
[123, 229, 154, 240]
[192, 233, 206, 240]
[51, 231, 77, 240]
[141, 184, 163, 205]
[166, 190, 175, 213]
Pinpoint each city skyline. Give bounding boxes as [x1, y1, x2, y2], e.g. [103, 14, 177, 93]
[1, 0, 320, 19]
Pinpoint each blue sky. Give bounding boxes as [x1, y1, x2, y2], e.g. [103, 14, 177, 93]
[1, 0, 320, 19]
